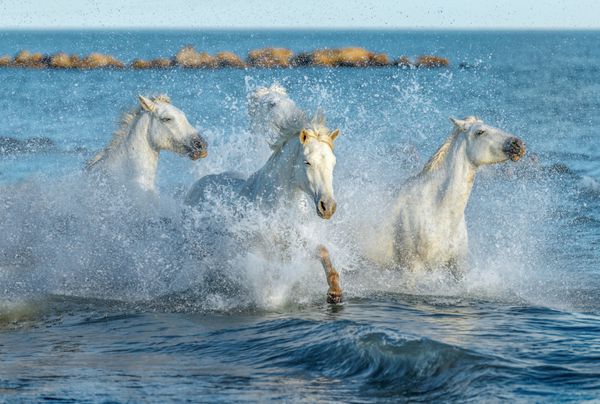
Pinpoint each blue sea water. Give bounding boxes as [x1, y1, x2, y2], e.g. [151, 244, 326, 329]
[0, 30, 599, 402]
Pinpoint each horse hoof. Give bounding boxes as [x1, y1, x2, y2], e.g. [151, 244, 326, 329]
[327, 291, 343, 304]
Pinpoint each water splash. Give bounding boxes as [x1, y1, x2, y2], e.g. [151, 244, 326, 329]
[0, 70, 597, 317]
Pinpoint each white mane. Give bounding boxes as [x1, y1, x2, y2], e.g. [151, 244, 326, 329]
[247, 84, 300, 151]
[422, 116, 479, 173]
[270, 110, 330, 151]
[86, 95, 171, 170]
[249, 84, 334, 152]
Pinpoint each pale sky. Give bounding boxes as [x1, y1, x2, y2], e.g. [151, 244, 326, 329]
[0, 0, 598, 29]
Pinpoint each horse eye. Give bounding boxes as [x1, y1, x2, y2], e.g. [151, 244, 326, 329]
[160, 117, 172, 123]
[304, 161, 311, 166]
[475, 129, 485, 136]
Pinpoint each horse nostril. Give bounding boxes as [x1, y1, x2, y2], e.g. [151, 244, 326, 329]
[190, 137, 208, 160]
[504, 137, 525, 161]
[512, 139, 525, 155]
[320, 201, 327, 212]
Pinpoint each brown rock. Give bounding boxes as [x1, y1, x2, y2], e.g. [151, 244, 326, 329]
[394, 56, 412, 67]
[294, 48, 389, 67]
[150, 58, 172, 68]
[131, 59, 151, 69]
[80, 53, 124, 69]
[290, 52, 312, 67]
[415, 55, 449, 68]
[69, 54, 82, 68]
[49, 52, 76, 68]
[131, 58, 172, 69]
[0, 55, 11, 67]
[175, 46, 217, 68]
[14, 50, 46, 68]
[215, 51, 245, 68]
[247, 48, 293, 68]
[310, 49, 338, 66]
[333, 47, 376, 67]
[370, 53, 390, 67]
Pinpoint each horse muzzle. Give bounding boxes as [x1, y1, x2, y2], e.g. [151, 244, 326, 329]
[188, 135, 208, 160]
[503, 137, 525, 162]
[316, 197, 337, 220]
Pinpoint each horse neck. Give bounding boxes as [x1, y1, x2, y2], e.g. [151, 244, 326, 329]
[241, 137, 302, 203]
[114, 113, 160, 191]
[420, 134, 476, 218]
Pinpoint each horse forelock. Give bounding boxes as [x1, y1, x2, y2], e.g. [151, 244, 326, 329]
[152, 94, 171, 104]
[305, 130, 335, 151]
[304, 114, 334, 150]
[269, 116, 334, 152]
[463, 116, 479, 124]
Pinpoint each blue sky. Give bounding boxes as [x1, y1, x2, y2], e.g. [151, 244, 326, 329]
[0, 0, 598, 29]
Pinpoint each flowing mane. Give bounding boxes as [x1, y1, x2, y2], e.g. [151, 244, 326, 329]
[421, 128, 460, 173]
[270, 110, 331, 152]
[248, 83, 333, 152]
[421, 116, 479, 173]
[86, 95, 172, 170]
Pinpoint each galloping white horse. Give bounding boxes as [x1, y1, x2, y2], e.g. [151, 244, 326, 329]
[185, 84, 343, 302]
[87, 95, 208, 192]
[186, 85, 339, 219]
[374, 116, 526, 276]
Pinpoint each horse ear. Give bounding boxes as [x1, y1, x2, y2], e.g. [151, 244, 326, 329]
[449, 117, 467, 131]
[299, 129, 309, 145]
[139, 95, 156, 112]
[329, 129, 340, 142]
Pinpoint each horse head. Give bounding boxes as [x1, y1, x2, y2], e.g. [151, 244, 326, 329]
[139, 95, 208, 160]
[450, 116, 525, 166]
[296, 123, 340, 219]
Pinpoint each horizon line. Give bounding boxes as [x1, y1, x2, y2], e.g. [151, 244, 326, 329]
[1, 26, 600, 32]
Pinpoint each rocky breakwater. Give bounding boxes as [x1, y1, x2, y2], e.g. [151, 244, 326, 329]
[0, 47, 450, 69]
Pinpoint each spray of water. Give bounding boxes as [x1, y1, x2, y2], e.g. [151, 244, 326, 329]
[0, 72, 592, 316]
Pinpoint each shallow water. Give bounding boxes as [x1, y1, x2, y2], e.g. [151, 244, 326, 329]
[0, 30, 599, 402]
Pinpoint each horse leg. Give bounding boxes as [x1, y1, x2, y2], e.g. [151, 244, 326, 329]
[317, 245, 343, 304]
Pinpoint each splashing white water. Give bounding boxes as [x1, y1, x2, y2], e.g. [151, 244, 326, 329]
[0, 78, 592, 315]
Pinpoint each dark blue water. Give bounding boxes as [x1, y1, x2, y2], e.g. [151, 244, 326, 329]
[0, 30, 599, 402]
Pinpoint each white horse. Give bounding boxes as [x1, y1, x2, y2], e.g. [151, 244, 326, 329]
[87, 95, 208, 193]
[374, 116, 526, 276]
[186, 85, 340, 219]
[185, 85, 343, 302]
